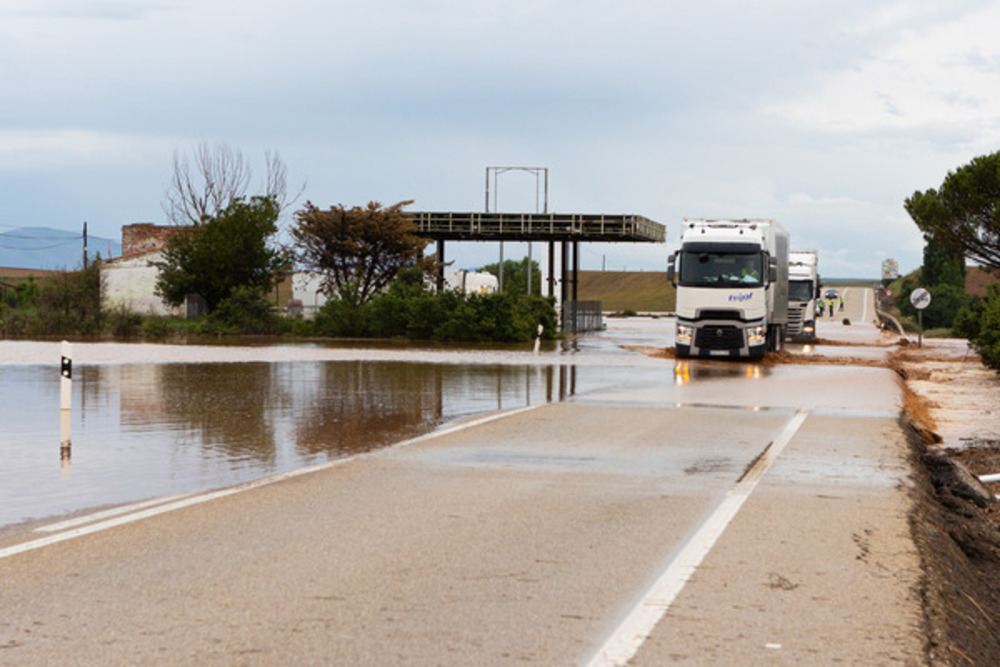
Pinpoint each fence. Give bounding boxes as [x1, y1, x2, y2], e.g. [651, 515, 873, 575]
[562, 300, 603, 333]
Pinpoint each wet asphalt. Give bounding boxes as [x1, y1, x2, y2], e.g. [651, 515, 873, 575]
[0, 288, 926, 664]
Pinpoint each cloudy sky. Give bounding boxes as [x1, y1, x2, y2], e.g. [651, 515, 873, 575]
[2, 0, 999, 277]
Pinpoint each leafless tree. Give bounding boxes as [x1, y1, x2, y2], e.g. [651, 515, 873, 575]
[162, 142, 302, 226]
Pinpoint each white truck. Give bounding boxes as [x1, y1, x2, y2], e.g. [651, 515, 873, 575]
[786, 250, 819, 342]
[667, 218, 789, 359]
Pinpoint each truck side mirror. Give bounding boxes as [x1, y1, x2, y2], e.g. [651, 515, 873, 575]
[768, 257, 778, 283]
[667, 253, 677, 286]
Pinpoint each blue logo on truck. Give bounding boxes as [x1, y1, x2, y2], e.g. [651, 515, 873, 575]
[728, 292, 753, 303]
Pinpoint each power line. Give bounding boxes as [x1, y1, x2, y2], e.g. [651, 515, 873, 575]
[0, 231, 82, 241]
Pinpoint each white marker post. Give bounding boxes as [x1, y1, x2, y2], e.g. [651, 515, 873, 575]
[533, 324, 543, 356]
[60, 341, 72, 463]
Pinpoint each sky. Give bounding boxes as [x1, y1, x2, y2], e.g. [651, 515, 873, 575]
[2, 0, 1000, 277]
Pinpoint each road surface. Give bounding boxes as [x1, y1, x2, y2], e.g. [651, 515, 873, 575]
[0, 288, 926, 664]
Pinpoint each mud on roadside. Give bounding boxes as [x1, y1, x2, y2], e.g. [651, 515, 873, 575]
[891, 343, 1000, 665]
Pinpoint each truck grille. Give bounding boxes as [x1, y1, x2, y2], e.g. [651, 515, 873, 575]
[787, 305, 806, 333]
[698, 310, 741, 321]
[695, 325, 743, 350]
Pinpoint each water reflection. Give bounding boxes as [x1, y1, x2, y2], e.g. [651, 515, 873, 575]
[0, 360, 577, 528]
[673, 360, 768, 386]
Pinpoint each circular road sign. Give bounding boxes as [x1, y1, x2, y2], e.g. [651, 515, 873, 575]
[910, 287, 932, 310]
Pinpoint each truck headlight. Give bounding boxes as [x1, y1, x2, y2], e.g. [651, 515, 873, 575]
[747, 324, 766, 346]
[676, 324, 693, 345]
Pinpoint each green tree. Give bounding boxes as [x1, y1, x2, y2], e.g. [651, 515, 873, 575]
[291, 200, 437, 304]
[154, 196, 288, 312]
[921, 241, 966, 289]
[905, 151, 1000, 270]
[972, 285, 1000, 370]
[480, 257, 542, 295]
[898, 242, 970, 328]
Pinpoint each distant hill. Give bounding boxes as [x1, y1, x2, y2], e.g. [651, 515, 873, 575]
[0, 227, 121, 270]
[577, 270, 675, 312]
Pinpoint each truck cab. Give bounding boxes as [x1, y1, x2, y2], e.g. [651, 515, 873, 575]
[786, 250, 819, 341]
[668, 218, 789, 359]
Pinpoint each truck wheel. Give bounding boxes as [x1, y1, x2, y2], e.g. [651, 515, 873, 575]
[675, 345, 690, 359]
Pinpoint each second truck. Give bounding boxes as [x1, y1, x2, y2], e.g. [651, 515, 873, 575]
[786, 250, 820, 342]
[668, 218, 789, 359]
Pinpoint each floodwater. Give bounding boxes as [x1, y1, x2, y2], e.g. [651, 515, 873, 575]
[0, 315, 895, 530]
[0, 354, 611, 529]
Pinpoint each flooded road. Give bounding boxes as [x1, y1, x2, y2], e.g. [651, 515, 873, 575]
[0, 303, 929, 665]
[0, 356, 610, 529]
[0, 301, 888, 532]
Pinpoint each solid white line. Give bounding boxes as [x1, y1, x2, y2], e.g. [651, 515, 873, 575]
[585, 409, 809, 667]
[0, 404, 543, 561]
[34, 493, 196, 533]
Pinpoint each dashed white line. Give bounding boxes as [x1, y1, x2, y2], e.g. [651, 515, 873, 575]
[585, 409, 809, 667]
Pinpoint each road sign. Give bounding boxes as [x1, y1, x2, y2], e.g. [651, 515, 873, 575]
[910, 287, 931, 310]
[882, 258, 899, 281]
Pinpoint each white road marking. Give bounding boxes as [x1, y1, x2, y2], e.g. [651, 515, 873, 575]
[585, 409, 809, 667]
[0, 405, 541, 561]
[34, 493, 196, 533]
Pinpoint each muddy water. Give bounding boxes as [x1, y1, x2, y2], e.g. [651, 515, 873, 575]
[0, 359, 590, 529]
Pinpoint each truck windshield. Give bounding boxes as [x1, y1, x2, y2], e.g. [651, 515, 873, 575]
[679, 251, 763, 287]
[788, 280, 814, 301]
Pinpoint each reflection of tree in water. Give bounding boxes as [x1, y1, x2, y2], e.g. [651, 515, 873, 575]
[295, 361, 446, 458]
[156, 363, 285, 465]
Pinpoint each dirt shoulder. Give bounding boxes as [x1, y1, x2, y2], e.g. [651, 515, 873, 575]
[890, 339, 1000, 665]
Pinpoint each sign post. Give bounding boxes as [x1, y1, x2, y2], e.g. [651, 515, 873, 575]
[910, 288, 932, 348]
[60, 341, 72, 464]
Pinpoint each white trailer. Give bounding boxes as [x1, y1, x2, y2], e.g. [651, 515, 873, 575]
[668, 218, 789, 359]
[786, 250, 819, 341]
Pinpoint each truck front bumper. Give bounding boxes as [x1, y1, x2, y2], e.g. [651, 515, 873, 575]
[676, 319, 767, 359]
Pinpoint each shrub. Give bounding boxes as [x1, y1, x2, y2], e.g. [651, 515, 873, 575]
[107, 305, 143, 338]
[953, 297, 985, 340]
[23, 265, 104, 337]
[207, 287, 280, 335]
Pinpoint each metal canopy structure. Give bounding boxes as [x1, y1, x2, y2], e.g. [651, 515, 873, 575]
[409, 211, 666, 331]
[408, 211, 665, 243]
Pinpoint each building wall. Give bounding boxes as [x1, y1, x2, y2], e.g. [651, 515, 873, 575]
[121, 223, 178, 256]
[102, 250, 181, 316]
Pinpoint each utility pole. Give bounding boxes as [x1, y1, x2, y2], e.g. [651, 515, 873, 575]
[82, 221, 89, 270]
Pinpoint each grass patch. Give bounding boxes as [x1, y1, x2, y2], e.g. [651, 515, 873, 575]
[577, 270, 674, 312]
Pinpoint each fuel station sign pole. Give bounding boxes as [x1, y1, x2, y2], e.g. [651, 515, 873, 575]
[910, 287, 931, 348]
